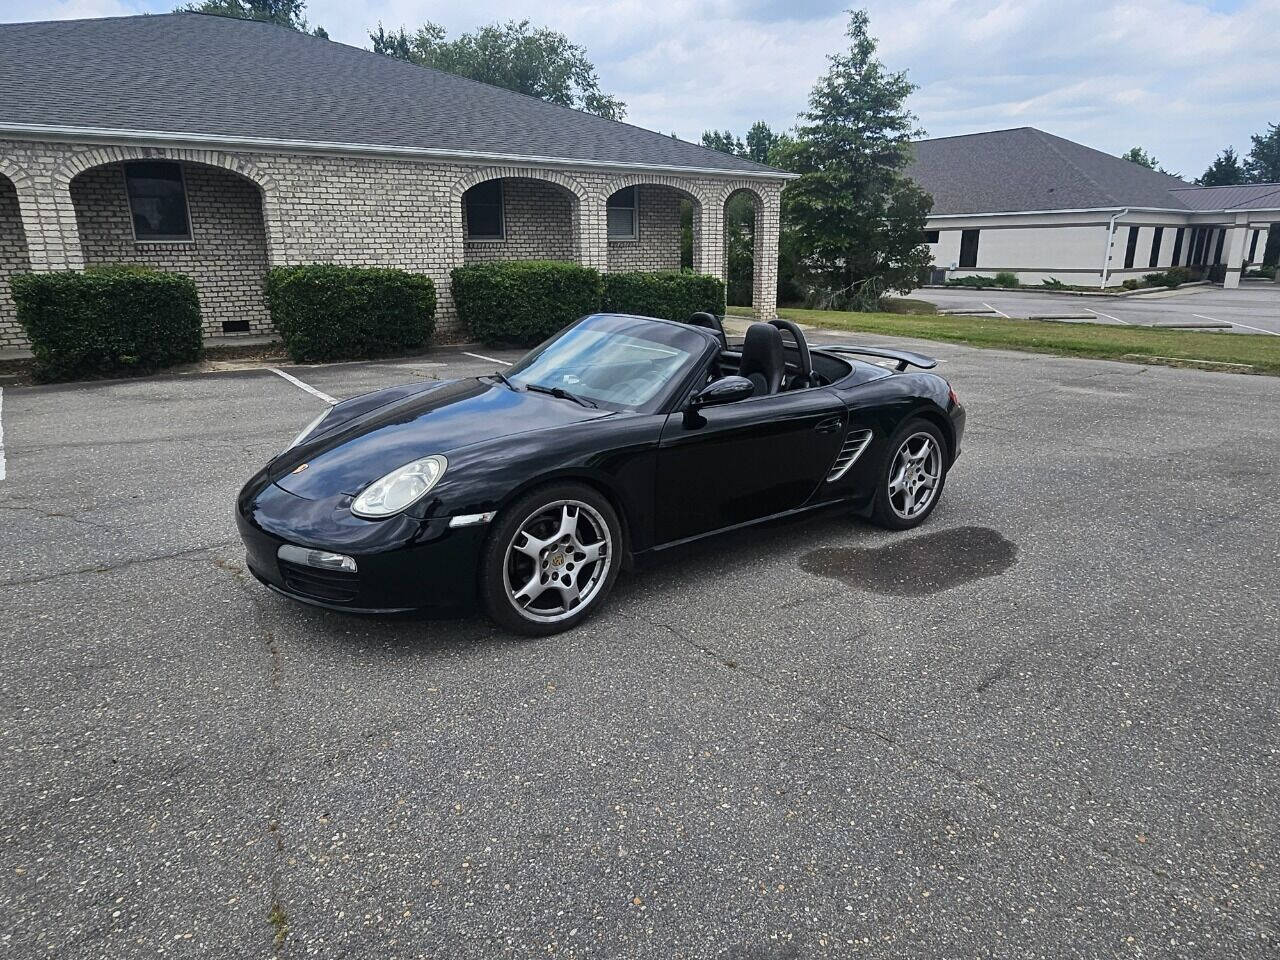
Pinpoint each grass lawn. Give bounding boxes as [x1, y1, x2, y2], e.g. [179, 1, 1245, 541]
[726, 306, 1280, 376]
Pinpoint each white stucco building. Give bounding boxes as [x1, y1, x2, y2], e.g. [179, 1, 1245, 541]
[906, 128, 1278, 289]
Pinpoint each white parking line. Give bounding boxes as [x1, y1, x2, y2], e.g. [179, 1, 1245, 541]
[0, 387, 6, 481]
[981, 302, 1009, 318]
[1084, 307, 1129, 325]
[462, 351, 513, 366]
[1194, 313, 1280, 336]
[268, 367, 339, 405]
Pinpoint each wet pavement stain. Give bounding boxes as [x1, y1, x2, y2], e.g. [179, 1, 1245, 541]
[800, 525, 1017, 596]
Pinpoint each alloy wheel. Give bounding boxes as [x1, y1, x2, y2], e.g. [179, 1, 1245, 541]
[502, 499, 613, 623]
[887, 432, 942, 521]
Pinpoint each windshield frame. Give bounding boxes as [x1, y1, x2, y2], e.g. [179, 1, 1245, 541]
[504, 314, 718, 414]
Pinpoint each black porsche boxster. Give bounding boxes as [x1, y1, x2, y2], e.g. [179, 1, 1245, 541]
[237, 312, 965, 634]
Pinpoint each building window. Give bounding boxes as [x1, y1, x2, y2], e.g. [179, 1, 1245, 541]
[1191, 228, 1205, 265]
[1213, 229, 1226, 264]
[124, 161, 191, 242]
[464, 180, 504, 240]
[923, 230, 939, 244]
[1123, 226, 1140, 269]
[958, 229, 980, 268]
[1171, 228, 1185, 266]
[607, 187, 638, 240]
[1148, 227, 1163, 268]
[1248, 229, 1260, 262]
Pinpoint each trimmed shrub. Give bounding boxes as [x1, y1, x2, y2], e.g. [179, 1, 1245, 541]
[601, 270, 726, 321]
[993, 271, 1019, 288]
[1121, 278, 1143, 290]
[945, 275, 997, 288]
[1141, 266, 1196, 288]
[451, 260, 603, 346]
[11, 266, 202, 382]
[266, 265, 436, 362]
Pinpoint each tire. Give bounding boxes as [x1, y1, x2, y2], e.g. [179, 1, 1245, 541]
[868, 418, 948, 530]
[480, 482, 623, 636]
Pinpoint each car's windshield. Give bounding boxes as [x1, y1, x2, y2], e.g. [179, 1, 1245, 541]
[506, 314, 708, 411]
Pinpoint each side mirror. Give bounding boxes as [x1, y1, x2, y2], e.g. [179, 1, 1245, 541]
[691, 375, 754, 409]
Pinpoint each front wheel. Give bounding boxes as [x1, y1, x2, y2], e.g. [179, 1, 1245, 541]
[480, 483, 623, 636]
[869, 419, 948, 530]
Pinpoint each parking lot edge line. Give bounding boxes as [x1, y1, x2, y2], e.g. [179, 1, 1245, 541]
[1085, 307, 1128, 324]
[462, 351, 513, 366]
[267, 367, 339, 405]
[1193, 313, 1280, 336]
[981, 302, 1010, 318]
[0, 387, 5, 481]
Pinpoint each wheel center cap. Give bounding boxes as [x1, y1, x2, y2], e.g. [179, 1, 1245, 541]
[549, 553, 565, 568]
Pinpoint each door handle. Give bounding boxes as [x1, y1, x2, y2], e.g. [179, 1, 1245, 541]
[814, 416, 843, 434]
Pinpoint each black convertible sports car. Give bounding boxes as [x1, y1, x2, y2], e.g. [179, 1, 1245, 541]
[237, 312, 965, 634]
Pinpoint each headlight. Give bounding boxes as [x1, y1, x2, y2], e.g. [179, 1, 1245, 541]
[351, 455, 447, 518]
[288, 408, 332, 450]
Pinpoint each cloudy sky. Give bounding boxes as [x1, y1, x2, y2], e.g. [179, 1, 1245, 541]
[5, 0, 1278, 178]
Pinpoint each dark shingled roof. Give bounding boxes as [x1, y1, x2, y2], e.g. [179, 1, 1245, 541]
[0, 12, 783, 177]
[906, 127, 1195, 214]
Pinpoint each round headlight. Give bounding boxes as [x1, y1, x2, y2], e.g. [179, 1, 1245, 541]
[351, 455, 448, 518]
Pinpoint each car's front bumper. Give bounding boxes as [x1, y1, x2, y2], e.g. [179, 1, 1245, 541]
[235, 481, 488, 613]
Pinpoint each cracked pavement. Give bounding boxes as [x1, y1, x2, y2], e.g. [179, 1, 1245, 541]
[1, 341, 1277, 958]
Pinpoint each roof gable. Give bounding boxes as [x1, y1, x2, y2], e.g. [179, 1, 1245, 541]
[906, 127, 1193, 214]
[0, 12, 782, 178]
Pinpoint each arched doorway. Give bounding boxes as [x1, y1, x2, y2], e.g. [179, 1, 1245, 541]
[723, 187, 762, 309]
[604, 183, 703, 274]
[461, 176, 581, 265]
[68, 159, 271, 338]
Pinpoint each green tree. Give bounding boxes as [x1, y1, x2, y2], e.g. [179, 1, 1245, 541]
[369, 20, 624, 120]
[701, 130, 745, 156]
[1198, 147, 1247, 186]
[744, 121, 780, 165]
[779, 9, 932, 307]
[180, 0, 327, 37]
[1245, 122, 1280, 183]
[1120, 146, 1160, 170]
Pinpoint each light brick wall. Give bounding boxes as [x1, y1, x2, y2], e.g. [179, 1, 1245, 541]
[0, 137, 785, 348]
[0, 176, 31, 351]
[463, 178, 575, 264]
[71, 163, 271, 338]
[607, 185, 686, 273]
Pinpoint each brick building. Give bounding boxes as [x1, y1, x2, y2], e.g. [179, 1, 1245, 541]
[0, 13, 791, 351]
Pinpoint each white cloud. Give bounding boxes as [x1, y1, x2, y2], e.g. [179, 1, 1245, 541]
[5, 0, 1278, 176]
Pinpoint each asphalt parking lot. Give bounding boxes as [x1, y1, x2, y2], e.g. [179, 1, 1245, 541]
[915, 281, 1280, 335]
[2, 338, 1278, 958]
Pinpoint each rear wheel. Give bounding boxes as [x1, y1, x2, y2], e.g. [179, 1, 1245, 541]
[480, 483, 622, 636]
[869, 419, 948, 530]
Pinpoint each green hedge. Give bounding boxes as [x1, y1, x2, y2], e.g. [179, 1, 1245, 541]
[11, 266, 202, 382]
[451, 260, 603, 346]
[602, 270, 726, 321]
[266, 265, 436, 363]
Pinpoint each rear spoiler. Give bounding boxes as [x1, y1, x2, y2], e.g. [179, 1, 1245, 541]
[818, 345, 938, 371]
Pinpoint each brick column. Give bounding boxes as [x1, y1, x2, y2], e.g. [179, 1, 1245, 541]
[578, 193, 608, 271]
[752, 187, 781, 320]
[694, 201, 724, 282]
[17, 177, 84, 271]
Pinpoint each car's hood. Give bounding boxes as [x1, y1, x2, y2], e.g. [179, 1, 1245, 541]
[272, 377, 613, 500]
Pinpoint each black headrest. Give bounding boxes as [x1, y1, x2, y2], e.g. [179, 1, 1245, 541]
[687, 311, 727, 348]
[738, 322, 785, 395]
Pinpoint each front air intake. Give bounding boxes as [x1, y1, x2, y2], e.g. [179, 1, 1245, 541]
[826, 429, 873, 482]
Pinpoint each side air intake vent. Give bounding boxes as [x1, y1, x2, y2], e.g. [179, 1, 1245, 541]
[826, 428, 873, 482]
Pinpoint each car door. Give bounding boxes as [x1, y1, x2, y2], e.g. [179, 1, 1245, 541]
[654, 387, 847, 545]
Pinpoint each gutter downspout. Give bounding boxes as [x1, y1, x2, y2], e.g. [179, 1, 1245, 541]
[1100, 208, 1128, 289]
